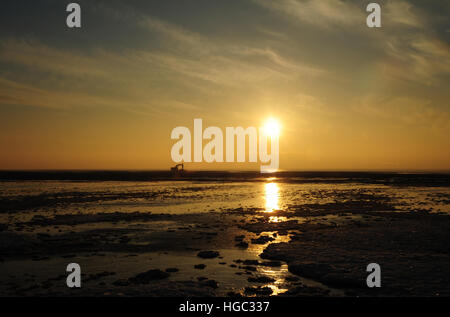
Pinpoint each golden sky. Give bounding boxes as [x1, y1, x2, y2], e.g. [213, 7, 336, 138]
[0, 0, 449, 171]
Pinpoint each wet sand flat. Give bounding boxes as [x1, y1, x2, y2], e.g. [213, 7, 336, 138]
[0, 173, 449, 296]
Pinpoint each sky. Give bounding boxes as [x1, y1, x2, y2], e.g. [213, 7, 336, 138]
[0, 0, 449, 171]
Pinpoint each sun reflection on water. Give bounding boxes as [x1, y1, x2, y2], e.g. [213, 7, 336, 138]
[264, 182, 279, 213]
[245, 232, 292, 296]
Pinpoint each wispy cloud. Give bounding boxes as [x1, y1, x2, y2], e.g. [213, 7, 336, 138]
[0, 2, 327, 113]
[381, 35, 450, 85]
[0, 39, 109, 79]
[354, 94, 450, 135]
[253, 0, 425, 29]
[253, 0, 362, 29]
[384, 1, 424, 28]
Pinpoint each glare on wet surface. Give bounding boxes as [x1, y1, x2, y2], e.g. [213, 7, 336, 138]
[264, 182, 280, 213]
[1, 179, 449, 221]
[0, 177, 449, 296]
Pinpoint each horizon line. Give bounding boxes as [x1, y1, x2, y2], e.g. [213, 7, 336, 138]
[1, 169, 449, 174]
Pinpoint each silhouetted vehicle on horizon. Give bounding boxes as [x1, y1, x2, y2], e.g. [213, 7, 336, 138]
[170, 163, 186, 177]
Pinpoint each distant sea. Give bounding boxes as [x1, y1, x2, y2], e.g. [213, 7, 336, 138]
[0, 170, 449, 186]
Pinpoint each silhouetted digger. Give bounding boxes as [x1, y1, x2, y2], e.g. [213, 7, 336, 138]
[170, 163, 185, 177]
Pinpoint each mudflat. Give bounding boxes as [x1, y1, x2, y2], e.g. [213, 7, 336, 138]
[0, 172, 449, 296]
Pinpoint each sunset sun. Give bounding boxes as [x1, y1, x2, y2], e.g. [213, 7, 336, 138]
[263, 118, 281, 137]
